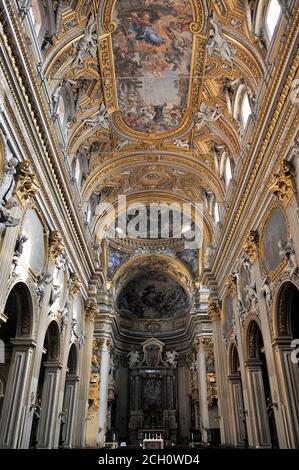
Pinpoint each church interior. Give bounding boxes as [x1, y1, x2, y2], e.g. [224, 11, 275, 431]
[0, 0, 299, 450]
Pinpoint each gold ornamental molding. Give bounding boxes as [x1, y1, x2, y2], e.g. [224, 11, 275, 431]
[85, 299, 98, 322]
[215, 8, 299, 274]
[100, 0, 205, 36]
[268, 161, 295, 206]
[98, 0, 209, 139]
[225, 273, 237, 297]
[242, 230, 259, 264]
[0, 3, 89, 261]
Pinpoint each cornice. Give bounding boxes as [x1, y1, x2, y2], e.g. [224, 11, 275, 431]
[214, 9, 299, 275]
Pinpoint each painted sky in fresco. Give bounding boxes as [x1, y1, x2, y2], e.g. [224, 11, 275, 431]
[112, 0, 193, 133]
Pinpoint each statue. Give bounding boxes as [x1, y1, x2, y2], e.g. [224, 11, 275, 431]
[195, 102, 222, 130]
[278, 239, 298, 276]
[49, 283, 61, 306]
[84, 103, 109, 129]
[11, 234, 28, 273]
[115, 140, 130, 150]
[0, 201, 20, 236]
[52, 79, 66, 116]
[127, 350, 141, 369]
[37, 272, 53, 305]
[163, 350, 179, 368]
[73, 14, 97, 66]
[0, 156, 18, 205]
[173, 139, 190, 150]
[260, 274, 272, 307]
[240, 253, 252, 271]
[60, 300, 69, 332]
[207, 12, 235, 63]
[245, 282, 258, 306]
[204, 241, 217, 269]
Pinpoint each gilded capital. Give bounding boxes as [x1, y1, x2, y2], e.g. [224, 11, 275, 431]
[226, 273, 237, 296]
[49, 230, 64, 260]
[13, 160, 39, 207]
[208, 301, 222, 321]
[243, 230, 259, 264]
[268, 161, 295, 206]
[85, 299, 98, 322]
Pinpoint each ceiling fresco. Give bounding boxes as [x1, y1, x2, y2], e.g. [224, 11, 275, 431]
[117, 270, 191, 319]
[112, 0, 193, 133]
[42, 0, 265, 285]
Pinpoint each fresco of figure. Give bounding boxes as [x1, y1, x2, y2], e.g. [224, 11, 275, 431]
[128, 12, 166, 46]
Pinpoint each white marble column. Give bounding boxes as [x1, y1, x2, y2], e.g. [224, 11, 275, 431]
[0, 338, 36, 448]
[97, 338, 111, 448]
[208, 302, 233, 444]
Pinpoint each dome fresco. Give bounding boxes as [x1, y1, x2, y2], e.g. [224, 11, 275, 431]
[117, 271, 191, 319]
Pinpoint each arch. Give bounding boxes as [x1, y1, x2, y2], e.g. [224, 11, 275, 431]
[275, 281, 299, 337]
[44, 320, 60, 362]
[247, 319, 263, 360]
[229, 343, 240, 375]
[67, 343, 78, 376]
[3, 282, 34, 338]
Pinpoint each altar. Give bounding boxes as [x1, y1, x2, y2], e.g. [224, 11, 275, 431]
[143, 434, 164, 450]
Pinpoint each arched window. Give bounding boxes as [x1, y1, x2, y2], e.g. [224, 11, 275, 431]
[214, 202, 220, 223]
[265, 0, 281, 39]
[241, 92, 252, 128]
[224, 157, 232, 187]
[29, 1, 42, 36]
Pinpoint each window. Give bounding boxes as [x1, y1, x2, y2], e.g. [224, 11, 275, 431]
[225, 158, 232, 187]
[214, 202, 220, 223]
[241, 92, 251, 128]
[265, 0, 281, 39]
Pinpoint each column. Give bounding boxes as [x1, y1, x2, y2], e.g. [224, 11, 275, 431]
[36, 361, 62, 448]
[115, 361, 129, 441]
[177, 356, 189, 443]
[97, 338, 111, 447]
[61, 374, 80, 448]
[0, 338, 36, 448]
[75, 299, 97, 447]
[196, 338, 209, 442]
[208, 301, 233, 444]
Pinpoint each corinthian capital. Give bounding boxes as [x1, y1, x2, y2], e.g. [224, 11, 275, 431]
[268, 161, 295, 206]
[208, 300, 222, 321]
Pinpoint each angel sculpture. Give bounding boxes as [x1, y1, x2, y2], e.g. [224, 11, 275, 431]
[195, 103, 222, 130]
[278, 239, 298, 277]
[73, 14, 97, 66]
[164, 350, 179, 368]
[84, 103, 109, 129]
[207, 12, 235, 63]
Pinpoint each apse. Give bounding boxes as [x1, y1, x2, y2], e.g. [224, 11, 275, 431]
[116, 269, 191, 319]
